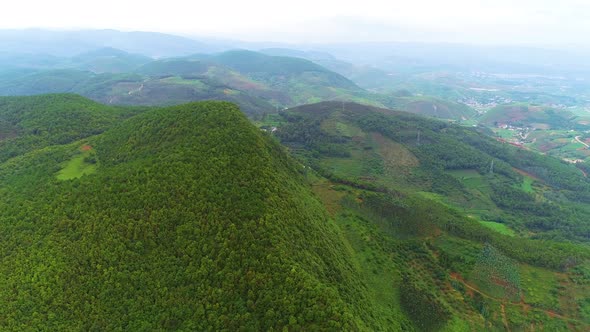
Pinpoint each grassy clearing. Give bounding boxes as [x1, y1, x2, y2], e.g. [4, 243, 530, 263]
[56, 147, 97, 180]
[257, 113, 285, 127]
[335, 121, 363, 137]
[521, 176, 534, 193]
[448, 169, 489, 191]
[159, 76, 207, 89]
[372, 132, 419, 169]
[478, 220, 516, 237]
[560, 142, 584, 152]
[322, 154, 364, 178]
[494, 128, 516, 139]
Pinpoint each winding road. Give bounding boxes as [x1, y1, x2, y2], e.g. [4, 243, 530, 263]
[574, 136, 589, 148]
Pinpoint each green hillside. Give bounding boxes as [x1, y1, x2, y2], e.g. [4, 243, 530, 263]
[0, 94, 144, 162]
[379, 95, 477, 120]
[268, 101, 590, 330]
[212, 50, 360, 90]
[135, 58, 210, 77]
[481, 103, 584, 129]
[0, 50, 375, 117]
[0, 98, 396, 330]
[69, 47, 152, 73]
[0, 67, 275, 116]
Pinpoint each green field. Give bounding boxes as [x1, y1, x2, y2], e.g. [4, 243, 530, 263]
[448, 169, 488, 190]
[478, 220, 516, 236]
[521, 176, 534, 193]
[160, 76, 207, 89]
[493, 128, 516, 139]
[56, 148, 97, 180]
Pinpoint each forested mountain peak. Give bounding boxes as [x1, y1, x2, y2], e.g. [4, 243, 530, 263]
[0, 99, 376, 330]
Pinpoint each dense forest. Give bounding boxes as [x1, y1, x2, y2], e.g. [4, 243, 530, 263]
[0, 95, 588, 330]
[0, 97, 385, 330]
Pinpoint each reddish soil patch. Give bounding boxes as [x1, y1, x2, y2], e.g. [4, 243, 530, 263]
[512, 167, 542, 181]
[519, 295, 531, 314]
[546, 310, 558, 318]
[495, 138, 527, 150]
[81, 144, 93, 151]
[450, 272, 465, 282]
[311, 182, 344, 216]
[491, 276, 510, 288]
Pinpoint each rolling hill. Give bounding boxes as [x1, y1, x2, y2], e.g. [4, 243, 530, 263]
[378, 95, 477, 120]
[480, 103, 587, 130]
[68, 47, 153, 73]
[0, 95, 588, 330]
[0, 50, 376, 117]
[0, 94, 145, 162]
[267, 101, 590, 330]
[144, 50, 369, 105]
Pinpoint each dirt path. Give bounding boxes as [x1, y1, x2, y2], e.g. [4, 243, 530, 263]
[128, 84, 144, 95]
[575, 136, 589, 148]
[449, 273, 583, 324]
[500, 304, 511, 331]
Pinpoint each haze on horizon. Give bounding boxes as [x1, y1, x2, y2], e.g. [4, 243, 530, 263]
[0, 0, 589, 47]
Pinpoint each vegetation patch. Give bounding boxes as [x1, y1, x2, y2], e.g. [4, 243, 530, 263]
[519, 265, 559, 309]
[521, 176, 534, 193]
[56, 145, 97, 180]
[372, 132, 419, 170]
[478, 220, 516, 236]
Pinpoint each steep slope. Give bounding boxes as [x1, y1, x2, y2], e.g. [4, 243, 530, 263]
[0, 99, 382, 330]
[268, 101, 590, 330]
[0, 94, 144, 162]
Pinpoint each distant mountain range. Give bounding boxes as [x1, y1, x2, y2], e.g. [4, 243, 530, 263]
[0, 29, 224, 57]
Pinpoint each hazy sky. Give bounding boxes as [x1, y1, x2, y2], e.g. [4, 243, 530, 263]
[1, 0, 589, 45]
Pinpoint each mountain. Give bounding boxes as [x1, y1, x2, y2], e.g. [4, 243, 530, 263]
[0, 96, 395, 330]
[378, 95, 477, 120]
[0, 50, 375, 116]
[68, 47, 153, 73]
[266, 101, 590, 330]
[0, 29, 224, 57]
[480, 103, 587, 130]
[0, 47, 152, 74]
[186, 50, 368, 104]
[259, 48, 478, 121]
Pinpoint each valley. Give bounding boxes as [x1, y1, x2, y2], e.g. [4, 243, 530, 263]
[0, 28, 589, 331]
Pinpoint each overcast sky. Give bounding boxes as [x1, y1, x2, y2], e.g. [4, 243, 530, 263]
[1, 0, 589, 45]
